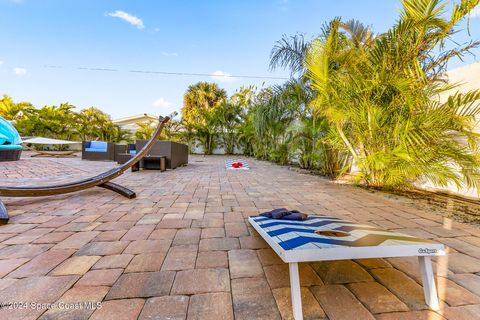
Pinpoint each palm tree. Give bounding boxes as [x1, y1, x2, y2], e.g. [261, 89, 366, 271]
[305, 0, 480, 189]
[75, 107, 129, 142]
[0, 95, 35, 121]
[76, 107, 110, 141]
[178, 121, 197, 153]
[270, 33, 309, 77]
[181, 82, 227, 154]
[249, 86, 299, 164]
[181, 82, 227, 125]
[135, 120, 156, 140]
[236, 109, 258, 157]
[214, 101, 241, 154]
[24, 104, 77, 139]
[212, 86, 256, 155]
[194, 108, 221, 155]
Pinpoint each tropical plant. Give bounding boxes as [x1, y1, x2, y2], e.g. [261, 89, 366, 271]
[2, 95, 130, 143]
[251, 86, 298, 164]
[194, 108, 221, 155]
[135, 120, 156, 140]
[181, 82, 227, 125]
[305, 0, 480, 189]
[134, 118, 181, 142]
[270, 33, 309, 77]
[178, 121, 197, 153]
[18, 104, 77, 139]
[180, 82, 229, 154]
[0, 95, 36, 121]
[76, 107, 129, 142]
[213, 101, 240, 154]
[236, 108, 258, 156]
[213, 86, 256, 154]
[163, 119, 183, 142]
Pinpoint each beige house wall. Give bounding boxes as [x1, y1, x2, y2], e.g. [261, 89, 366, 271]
[112, 114, 158, 134]
[419, 62, 480, 199]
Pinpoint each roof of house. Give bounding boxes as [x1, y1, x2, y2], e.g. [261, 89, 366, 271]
[112, 113, 158, 125]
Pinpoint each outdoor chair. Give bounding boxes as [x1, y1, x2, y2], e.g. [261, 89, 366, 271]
[81, 140, 115, 161]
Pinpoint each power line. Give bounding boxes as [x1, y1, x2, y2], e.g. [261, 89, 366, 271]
[43, 65, 288, 80]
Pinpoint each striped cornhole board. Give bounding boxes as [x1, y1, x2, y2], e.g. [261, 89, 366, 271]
[225, 159, 250, 170]
[248, 215, 445, 319]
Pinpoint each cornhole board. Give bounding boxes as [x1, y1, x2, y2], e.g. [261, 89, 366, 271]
[248, 215, 445, 320]
[225, 159, 250, 170]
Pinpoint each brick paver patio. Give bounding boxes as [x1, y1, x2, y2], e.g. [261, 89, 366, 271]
[1, 154, 480, 319]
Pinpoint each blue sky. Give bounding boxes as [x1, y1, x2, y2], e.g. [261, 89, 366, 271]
[1, 0, 479, 119]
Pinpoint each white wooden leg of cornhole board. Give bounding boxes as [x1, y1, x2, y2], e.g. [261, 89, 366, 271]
[248, 215, 445, 318]
[418, 256, 440, 310]
[289, 262, 303, 320]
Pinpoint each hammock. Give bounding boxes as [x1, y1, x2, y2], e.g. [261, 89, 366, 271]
[0, 115, 170, 225]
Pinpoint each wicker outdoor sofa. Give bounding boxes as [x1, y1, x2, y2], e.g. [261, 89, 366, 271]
[81, 141, 116, 161]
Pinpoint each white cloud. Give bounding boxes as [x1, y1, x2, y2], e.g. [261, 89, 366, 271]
[472, 6, 480, 18]
[107, 10, 144, 29]
[211, 70, 237, 83]
[0, 61, 3, 66]
[13, 67, 27, 76]
[152, 97, 172, 108]
[161, 51, 178, 57]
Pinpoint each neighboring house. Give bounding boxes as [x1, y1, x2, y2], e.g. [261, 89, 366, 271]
[112, 113, 158, 134]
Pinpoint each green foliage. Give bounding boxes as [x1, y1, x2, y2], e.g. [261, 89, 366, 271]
[305, 0, 480, 189]
[1, 95, 129, 144]
[0, 95, 35, 120]
[181, 82, 227, 125]
[214, 101, 241, 154]
[17, 104, 77, 139]
[135, 120, 156, 140]
[76, 107, 130, 142]
[180, 83, 256, 155]
[194, 107, 221, 155]
[177, 0, 480, 195]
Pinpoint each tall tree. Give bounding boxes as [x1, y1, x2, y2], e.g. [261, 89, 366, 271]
[181, 82, 227, 154]
[181, 82, 227, 125]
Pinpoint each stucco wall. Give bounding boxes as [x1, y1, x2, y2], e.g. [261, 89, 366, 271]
[421, 62, 480, 198]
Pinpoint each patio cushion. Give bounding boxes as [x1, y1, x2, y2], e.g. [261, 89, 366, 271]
[89, 141, 108, 150]
[129, 150, 136, 155]
[0, 144, 22, 150]
[0, 116, 22, 145]
[85, 147, 107, 153]
[0, 133, 7, 145]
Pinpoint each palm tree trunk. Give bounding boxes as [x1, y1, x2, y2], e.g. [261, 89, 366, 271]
[336, 124, 358, 160]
